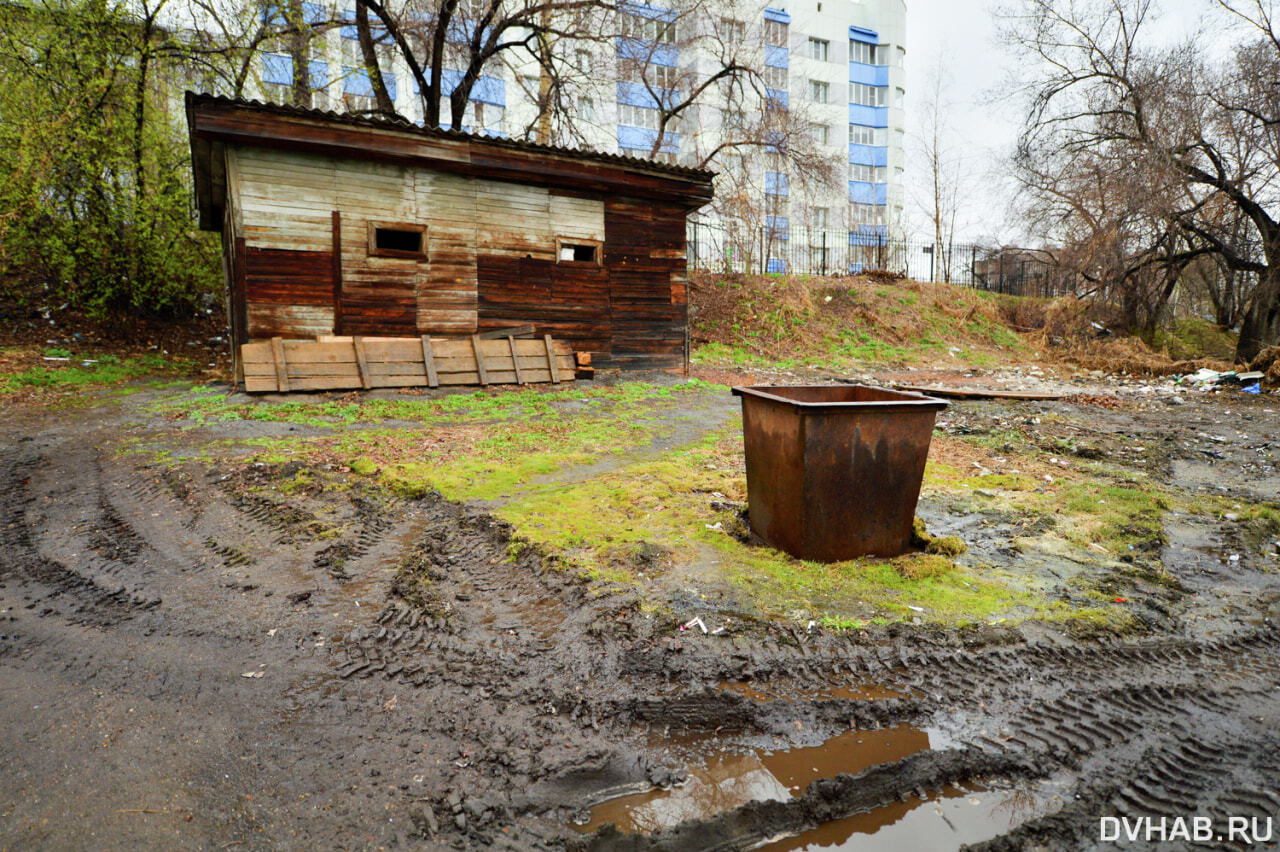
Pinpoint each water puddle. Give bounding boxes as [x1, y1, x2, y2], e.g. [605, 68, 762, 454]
[576, 726, 932, 834]
[718, 681, 907, 702]
[758, 776, 1070, 851]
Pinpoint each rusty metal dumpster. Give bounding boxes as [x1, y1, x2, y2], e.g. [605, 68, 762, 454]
[731, 385, 949, 561]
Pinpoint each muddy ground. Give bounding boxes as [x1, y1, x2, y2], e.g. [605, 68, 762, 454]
[2, 371, 1280, 851]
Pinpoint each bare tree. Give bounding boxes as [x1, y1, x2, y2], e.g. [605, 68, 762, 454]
[914, 54, 964, 282]
[1003, 0, 1280, 361]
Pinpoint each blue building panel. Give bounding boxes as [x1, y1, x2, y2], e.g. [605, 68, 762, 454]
[302, 2, 325, 24]
[765, 45, 789, 68]
[765, 171, 790, 196]
[615, 37, 679, 67]
[341, 7, 388, 40]
[411, 70, 504, 105]
[617, 126, 679, 154]
[343, 66, 396, 100]
[766, 215, 789, 240]
[616, 81, 678, 110]
[765, 89, 789, 109]
[848, 144, 887, 166]
[849, 26, 878, 43]
[848, 180, 888, 205]
[849, 225, 888, 245]
[848, 104, 888, 127]
[263, 53, 292, 86]
[309, 59, 328, 89]
[470, 75, 505, 106]
[849, 63, 889, 86]
[764, 7, 791, 23]
[767, 258, 788, 273]
[621, 1, 677, 22]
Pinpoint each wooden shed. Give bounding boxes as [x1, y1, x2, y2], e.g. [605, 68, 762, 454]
[184, 93, 714, 380]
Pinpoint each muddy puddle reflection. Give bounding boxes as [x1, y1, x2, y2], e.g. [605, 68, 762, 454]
[759, 776, 1069, 851]
[577, 726, 931, 834]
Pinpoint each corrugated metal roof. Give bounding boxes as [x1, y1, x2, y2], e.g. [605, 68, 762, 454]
[185, 92, 715, 182]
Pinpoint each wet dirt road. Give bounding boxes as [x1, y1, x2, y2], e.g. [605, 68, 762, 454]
[2, 385, 1280, 851]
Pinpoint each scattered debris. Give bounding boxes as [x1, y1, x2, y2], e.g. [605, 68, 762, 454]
[894, 384, 1065, 401]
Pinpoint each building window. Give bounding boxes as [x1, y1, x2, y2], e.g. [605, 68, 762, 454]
[763, 65, 788, 90]
[719, 17, 746, 43]
[850, 83, 886, 106]
[469, 102, 504, 133]
[809, 80, 828, 103]
[368, 222, 428, 259]
[808, 37, 828, 61]
[622, 13, 677, 44]
[850, 203, 884, 225]
[557, 238, 602, 264]
[620, 61, 677, 89]
[618, 103, 661, 130]
[895, 87, 905, 108]
[849, 41, 883, 65]
[724, 106, 746, 130]
[812, 207, 829, 229]
[577, 96, 594, 121]
[575, 49, 592, 73]
[849, 124, 886, 145]
[812, 123, 829, 144]
[764, 18, 787, 47]
[850, 164, 885, 182]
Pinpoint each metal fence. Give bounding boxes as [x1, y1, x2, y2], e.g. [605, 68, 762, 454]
[686, 221, 1077, 298]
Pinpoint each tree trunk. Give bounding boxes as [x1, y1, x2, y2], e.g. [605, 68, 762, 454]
[1236, 278, 1280, 363]
[356, 2, 395, 115]
[288, 0, 312, 108]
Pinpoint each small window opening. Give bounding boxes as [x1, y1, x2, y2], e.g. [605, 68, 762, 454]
[376, 228, 422, 253]
[367, 221, 428, 259]
[559, 242, 599, 263]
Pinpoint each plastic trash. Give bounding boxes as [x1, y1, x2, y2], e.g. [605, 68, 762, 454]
[1242, 383, 1261, 394]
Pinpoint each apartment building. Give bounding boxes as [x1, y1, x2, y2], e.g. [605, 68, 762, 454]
[252, 0, 906, 261]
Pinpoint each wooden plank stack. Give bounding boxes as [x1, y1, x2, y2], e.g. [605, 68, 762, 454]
[241, 333, 576, 393]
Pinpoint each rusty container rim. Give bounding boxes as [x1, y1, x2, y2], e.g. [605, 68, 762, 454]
[731, 384, 950, 412]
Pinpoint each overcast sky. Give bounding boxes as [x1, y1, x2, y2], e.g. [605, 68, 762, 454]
[899, 0, 1233, 244]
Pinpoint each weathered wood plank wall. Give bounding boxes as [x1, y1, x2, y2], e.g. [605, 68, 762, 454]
[225, 145, 691, 372]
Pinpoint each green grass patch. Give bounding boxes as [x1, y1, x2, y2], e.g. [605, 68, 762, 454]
[160, 380, 706, 429]
[0, 353, 177, 394]
[1152, 317, 1237, 361]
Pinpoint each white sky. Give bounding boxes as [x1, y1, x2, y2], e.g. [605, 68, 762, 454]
[900, 0, 1235, 244]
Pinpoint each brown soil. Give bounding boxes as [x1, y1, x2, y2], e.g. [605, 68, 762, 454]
[690, 273, 1240, 377]
[0, 291, 231, 378]
[2, 375, 1280, 850]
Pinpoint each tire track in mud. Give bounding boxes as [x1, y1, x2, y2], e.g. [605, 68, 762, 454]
[0, 440, 161, 631]
[560, 627, 1280, 851]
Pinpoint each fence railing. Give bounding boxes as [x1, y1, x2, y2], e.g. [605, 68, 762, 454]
[686, 221, 1078, 299]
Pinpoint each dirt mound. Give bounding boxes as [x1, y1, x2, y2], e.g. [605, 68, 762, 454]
[690, 272, 1025, 366]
